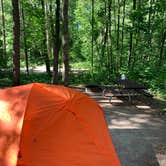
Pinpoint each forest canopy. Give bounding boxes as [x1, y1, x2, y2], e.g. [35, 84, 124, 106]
[0, 0, 165, 99]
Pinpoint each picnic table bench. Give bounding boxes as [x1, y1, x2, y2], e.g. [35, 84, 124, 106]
[103, 79, 150, 103]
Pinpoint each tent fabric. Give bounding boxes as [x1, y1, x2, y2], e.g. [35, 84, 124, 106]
[0, 83, 121, 166]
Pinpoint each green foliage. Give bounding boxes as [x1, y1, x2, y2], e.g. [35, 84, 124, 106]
[0, 0, 165, 99]
[21, 72, 52, 84]
[71, 61, 91, 69]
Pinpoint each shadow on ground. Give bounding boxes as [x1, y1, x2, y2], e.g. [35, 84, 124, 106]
[85, 91, 166, 166]
[105, 108, 166, 166]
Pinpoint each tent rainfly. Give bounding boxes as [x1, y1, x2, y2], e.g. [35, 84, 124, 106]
[0, 83, 121, 166]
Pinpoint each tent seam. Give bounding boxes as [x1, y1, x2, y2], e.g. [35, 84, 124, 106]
[66, 107, 117, 164]
[17, 83, 35, 154]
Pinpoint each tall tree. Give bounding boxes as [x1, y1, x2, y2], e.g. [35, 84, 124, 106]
[62, 0, 69, 85]
[128, 0, 136, 68]
[121, 0, 126, 51]
[44, 1, 52, 59]
[108, 0, 113, 76]
[0, 0, 6, 65]
[21, 5, 29, 74]
[12, 0, 20, 85]
[100, 0, 109, 72]
[41, 0, 51, 75]
[113, 0, 116, 40]
[158, 30, 166, 66]
[117, 0, 120, 50]
[52, 0, 60, 84]
[121, 0, 126, 66]
[91, 0, 94, 77]
[148, 0, 152, 54]
[113, 0, 117, 72]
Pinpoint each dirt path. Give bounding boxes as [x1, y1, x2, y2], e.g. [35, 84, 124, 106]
[87, 92, 166, 166]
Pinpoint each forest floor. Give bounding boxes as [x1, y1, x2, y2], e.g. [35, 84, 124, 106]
[84, 90, 166, 166]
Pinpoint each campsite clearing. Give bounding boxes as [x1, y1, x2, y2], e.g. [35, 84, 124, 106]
[87, 91, 166, 166]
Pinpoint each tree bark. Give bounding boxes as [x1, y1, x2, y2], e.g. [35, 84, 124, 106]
[41, 0, 51, 75]
[117, 0, 120, 50]
[62, 0, 69, 86]
[0, 0, 7, 65]
[49, 1, 55, 50]
[12, 0, 20, 85]
[134, 0, 142, 64]
[158, 30, 166, 66]
[121, 0, 126, 62]
[108, 0, 113, 78]
[101, 0, 108, 67]
[45, 1, 52, 59]
[128, 0, 136, 68]
[91, 0, 94, 77]
[52, 0, 60, 84]
[128, 32, 133, 67]
[113, 0, 116, 40]
[21, 6, 29, 74]
[148, 0, 152, 50]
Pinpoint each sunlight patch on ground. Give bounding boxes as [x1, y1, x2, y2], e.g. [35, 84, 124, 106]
[156, 154, 166, 166]
[100, 103, 111, 107]
[129, 117, 150, 123]
[108, 113, 153, 129]
[136, 105, 151, 109]
[155, 144, 166, 166]
[95, 99, 110, 103]
[108, 118, 142, 129]
[108, 123, 141, 129]
[99, 99, 124, 108]
[111, 99, 124, 103]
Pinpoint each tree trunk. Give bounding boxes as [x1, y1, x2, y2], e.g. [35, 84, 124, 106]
[91, 0, 94, 77]
[21, 6, 29, 74]
[0, 0, 7, 66]
[12, 0, 20, 85]
[45, 1, 52, 59]
[117, 0, 120, 50]
[113, 0, 116, 40]
[117, 0, 121, 69]
[128, 0, 136, 68]
[113, 0, 118, 72]
[101, 0, 108, 67]
[52, 0, 60, 84]
[62, 0, 69, 86]
[158, 30, 166, 66]
[128, 32, 133, 67]
[148, 0, 152, 52]
[49, 1, 55, 51]
[121, 0, 126, 65]
[108, 0, 113, 78]
[134, 0, 141, 64]
[41, 0, 51, 75]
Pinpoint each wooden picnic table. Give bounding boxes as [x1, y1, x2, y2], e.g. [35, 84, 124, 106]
[115, 79, 147, 90]
[103, 79, 148, 103]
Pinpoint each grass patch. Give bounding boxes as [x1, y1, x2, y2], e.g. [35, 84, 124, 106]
[71, 62, 91, 69]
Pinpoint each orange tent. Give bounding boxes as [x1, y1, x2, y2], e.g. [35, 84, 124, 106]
[0, 83, 121, 166]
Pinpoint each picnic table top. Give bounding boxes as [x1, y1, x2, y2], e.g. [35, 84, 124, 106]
[115, 79, 147, 89]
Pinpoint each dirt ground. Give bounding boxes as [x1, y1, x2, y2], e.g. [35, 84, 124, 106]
[86, 91, 166, 166]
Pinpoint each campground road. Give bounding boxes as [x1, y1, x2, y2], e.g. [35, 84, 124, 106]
[105, 107, 166, 166]
[88, 92, 166, 166]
